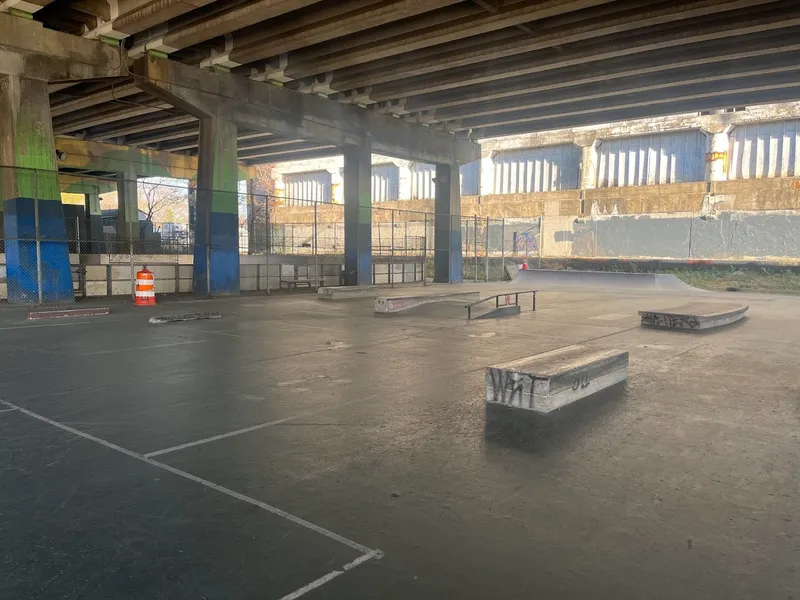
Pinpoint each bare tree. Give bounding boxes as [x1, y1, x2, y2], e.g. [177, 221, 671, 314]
[138, 177, 187, 231]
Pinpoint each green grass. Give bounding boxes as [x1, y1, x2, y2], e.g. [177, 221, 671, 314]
[666, 268, 800, 295]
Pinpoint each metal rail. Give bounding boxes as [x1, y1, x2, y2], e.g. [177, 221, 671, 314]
[465, 289, 537, 320]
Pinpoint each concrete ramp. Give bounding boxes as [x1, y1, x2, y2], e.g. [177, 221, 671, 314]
[514, 269, 702, 292]
[486, 345, 629, 414]
[375, 291, 479, 313]
[639, 302, 748, 330]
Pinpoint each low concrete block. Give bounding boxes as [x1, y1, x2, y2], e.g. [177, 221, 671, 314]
[486, 345, 628, 414]
[375, 291, 480, 313]
[318, 285, 382, 300]
[639, 302, 748, 330]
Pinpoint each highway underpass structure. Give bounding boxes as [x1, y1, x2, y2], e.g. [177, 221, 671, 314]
[2, 0, 800, 304]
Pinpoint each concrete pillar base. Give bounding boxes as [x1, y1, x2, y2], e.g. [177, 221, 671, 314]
[434, 163, 462, 283]
[343, 143, 372, 286]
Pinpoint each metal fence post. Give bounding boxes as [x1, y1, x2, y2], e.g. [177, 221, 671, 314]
[423, 212, 428, 286]
[501, 218, 505, 280]
[538, 215, 543, 269]
[265, 193, 271, 295]
[314, 199, 319, 288]
[129, 224, 135, 301]
[390, 209, 395, 288]
[473, 214, 478, 283]
[34, 169, 43, 304]
[485, 216, 490, 282]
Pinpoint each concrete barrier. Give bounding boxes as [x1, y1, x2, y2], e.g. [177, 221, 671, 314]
[639, 302, 748, 330]
[375, 291, 480, 313]
[486, 345, 628, 413]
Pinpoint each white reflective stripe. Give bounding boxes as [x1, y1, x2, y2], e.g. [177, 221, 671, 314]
[136, 280, 154, 287]
[135, 290, 155, 298]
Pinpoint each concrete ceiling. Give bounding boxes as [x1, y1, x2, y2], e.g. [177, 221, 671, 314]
[29, 0, 800, 164]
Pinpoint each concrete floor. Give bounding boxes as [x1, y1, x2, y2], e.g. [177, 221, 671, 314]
[0, 283, 797, 599]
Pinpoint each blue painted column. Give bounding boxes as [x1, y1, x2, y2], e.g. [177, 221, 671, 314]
[343, 143, 372, 286]
[193, 117, 239, 295]
[434, 163, 462, 283]
[0, 75, 74, 303]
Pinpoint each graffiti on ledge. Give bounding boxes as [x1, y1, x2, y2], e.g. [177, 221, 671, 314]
[640, 312, 700, 329]
[487, 368, 537, 409]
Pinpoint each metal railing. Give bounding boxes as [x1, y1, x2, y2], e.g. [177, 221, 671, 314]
[465, 289, 537, 320]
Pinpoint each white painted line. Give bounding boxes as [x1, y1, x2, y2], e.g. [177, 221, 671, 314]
[0, 399, 378, 557]
[143, 392, 382, 458]
[0, 407, 16, 413]
[278, 550, 382, 600]
[144, 415, 299, 458]
[84, 340, 206, 356]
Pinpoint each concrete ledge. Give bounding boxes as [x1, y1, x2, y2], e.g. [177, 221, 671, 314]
[318, 286, 382, 300]
[149, 312, 223, 324]
[639, 302, 748, 330]
[486, 345, 628, 414]
[27, 307, 110, 320]
[375, 292, 479, 313]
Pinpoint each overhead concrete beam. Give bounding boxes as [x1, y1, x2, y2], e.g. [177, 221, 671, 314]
[84, 0, 217, 41]
[238, 141, 333, 160]
[402, 30, 800, 113]
[84, 112, 196, 140]
[53, 136, 255, 180]
[243, 146, 341, 164]
[276, 2, 485, 80]
[129, 0, 323, 56]
[459, 70, 800, 131]
[0, 11, 124, 80]
[324, 0, 774, 91]
[133, 55, 480, 164]
[473, 86, 800, 139]
[363, 5, 800, 101]
[0, 0, 51, 14]
[436, 52, 800, 123]
[52, 97, 171, 134]
[286, 0, 615, 83]
[50, 80, 138, 116]
[208, 0, 462, 69]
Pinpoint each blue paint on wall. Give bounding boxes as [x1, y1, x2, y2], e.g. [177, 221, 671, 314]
[193, 212, 240, 295]
[4, 198, 74, 304]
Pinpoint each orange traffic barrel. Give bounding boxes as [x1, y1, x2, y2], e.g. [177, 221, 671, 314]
[135, 267, 156, 306]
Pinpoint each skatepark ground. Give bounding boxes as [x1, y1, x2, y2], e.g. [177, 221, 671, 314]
[0, 279, 797, 599]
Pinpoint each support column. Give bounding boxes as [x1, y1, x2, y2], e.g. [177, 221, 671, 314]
[479, 153, 495, 196]
[115, 169, 139, 241]
[580, 141, 599, 190]
[394, 159, 412, 201]
[343, 143, 372, 286]
[85, 190, 104, 253]
[0, 74, 73, 303]
[434, 163, 462, 283]
[193, 117, 239, 295]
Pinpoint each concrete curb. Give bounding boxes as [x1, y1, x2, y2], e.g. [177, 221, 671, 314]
[27, 307, 110, 320]
[149, 312, 223, 324]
